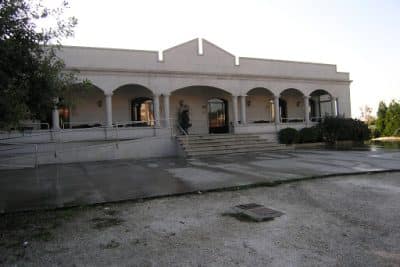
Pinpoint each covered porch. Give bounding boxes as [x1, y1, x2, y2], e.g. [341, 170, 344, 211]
[45, 84, 339, 138]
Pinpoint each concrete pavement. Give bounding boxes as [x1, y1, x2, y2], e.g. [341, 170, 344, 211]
[1, 172, 400, 266]
[1, 147, 400, 213]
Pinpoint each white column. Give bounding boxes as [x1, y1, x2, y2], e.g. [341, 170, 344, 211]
[274, 95, 280, 124]
[240, 95, 246, 124]
[163, 94, 170, 128]
[304, 95, 310, 125]
[232, 95, 239, 126]
[52, 102, 60, 130]
[331, 97, 337, 117]
[105, 93, 113, 127]
[153, 94, 160, 127]
[335, 97, 339, 116]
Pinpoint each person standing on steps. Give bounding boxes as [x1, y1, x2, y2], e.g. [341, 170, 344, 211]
[178, 101, 191, 134]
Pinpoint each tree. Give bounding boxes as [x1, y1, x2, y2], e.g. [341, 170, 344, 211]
[375, 101, 387, 135]
[384, 100, 400, 136]
[375, 100, 400, 136]
[0, 0, 78, 129]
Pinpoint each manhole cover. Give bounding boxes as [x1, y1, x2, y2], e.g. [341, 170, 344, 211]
[232, 203, 284, 222]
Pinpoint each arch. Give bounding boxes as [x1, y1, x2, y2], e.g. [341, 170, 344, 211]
[279, 88, 304, 123]
[279, 88, 305, 97]
[113, 83, 154, 95]
[170, 85, 233, 134]
[61, 83, 107, 128]
[246, 87, 274, 96]
[309, 89, 332, 98]
[246, 87, 275, 123]
[170, 85, 231, 96]
[309, 89, 335, 121]
[112, 84, 155, 125]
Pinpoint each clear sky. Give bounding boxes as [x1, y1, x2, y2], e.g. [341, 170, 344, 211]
[53, 0, 399, 118]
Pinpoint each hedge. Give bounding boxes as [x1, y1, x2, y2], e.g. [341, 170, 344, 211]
[278, 128, 299, 144]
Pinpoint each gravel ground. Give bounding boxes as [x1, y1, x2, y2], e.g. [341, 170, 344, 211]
[1, 172, 400, 266]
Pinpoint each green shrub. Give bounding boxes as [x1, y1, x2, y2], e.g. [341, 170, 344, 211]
[318, 116, 370, 143]
[298, 126, 322, 143]
[278, 128, 299, 144]
[369, 126, 381, 138]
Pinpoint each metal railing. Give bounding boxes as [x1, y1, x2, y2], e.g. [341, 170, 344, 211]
[62, 121, 104, 129]
[20, 122, 50, 130]
[280, 117, 305, 123]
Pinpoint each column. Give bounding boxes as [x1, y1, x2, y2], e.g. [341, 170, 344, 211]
[52, 98, 60, 130]
[331, 97, 337, 117]
[304, 95, 310, 125]
[232, 95, 239, 126]
[163, 94, 170, 128]
[153, 94, 160, 127]
[274, 95, 280, 124]
[240, 95, 246, 124]
[335, 97, 339, 116]
[105, 93, 113, 127]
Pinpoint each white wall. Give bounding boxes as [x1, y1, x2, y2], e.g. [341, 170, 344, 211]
[57, 38, 352, 120]
[70, 88, 105, 125]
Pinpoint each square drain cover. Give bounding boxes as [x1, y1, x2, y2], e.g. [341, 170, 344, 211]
[232, 203, 284, 222]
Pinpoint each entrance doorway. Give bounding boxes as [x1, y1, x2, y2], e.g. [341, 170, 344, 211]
[131, 97, 154, 126]
[279, 98, 287, 122]
[208, 98, 228, 133]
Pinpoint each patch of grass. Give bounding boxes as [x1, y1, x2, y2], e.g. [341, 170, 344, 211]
[90, 217, 124, 230]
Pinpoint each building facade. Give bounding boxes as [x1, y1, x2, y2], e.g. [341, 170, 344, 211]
[55, 38, 351, 135]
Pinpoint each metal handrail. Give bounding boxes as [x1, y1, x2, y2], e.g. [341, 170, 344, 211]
[280, 117, 305, 123]
[114, 120, 155, 128]
[176, 123, 189, 145]
[62, 121, 104, 129]
[20, 122, 50, 129]
[0, 133, 163, 169]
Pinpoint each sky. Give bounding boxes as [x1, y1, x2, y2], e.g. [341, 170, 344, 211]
[48, 0, 400, 118]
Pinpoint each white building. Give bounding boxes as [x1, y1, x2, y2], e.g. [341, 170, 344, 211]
[56, 38, 351, 135]
[0, 39, 352, 166]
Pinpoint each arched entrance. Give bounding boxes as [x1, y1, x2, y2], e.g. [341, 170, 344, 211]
[131, 97, 154, 126]
[170, 85, 232, 134]
[309, 89, 334, 121]
[208, 98, 228, 133]
[280, 88, 304, 123]
[63, 83, 105, 128]
[246, 87, 275, 123]
[112, 84, 154, 126]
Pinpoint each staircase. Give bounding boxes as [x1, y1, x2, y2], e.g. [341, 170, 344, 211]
[176, 134, 287, 157]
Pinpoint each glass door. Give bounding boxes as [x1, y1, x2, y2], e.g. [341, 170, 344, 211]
[208, 98, 228, 133]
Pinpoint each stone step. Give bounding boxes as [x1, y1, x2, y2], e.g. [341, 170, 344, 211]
[176, 136, 264, 143]
[176, 133, 282, 157]
[186, 145, 289, 157]
[184, 140, 278, 150]
[178, 138, 269, 146]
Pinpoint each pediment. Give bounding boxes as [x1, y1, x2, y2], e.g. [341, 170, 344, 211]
[162, 38, 236, 70]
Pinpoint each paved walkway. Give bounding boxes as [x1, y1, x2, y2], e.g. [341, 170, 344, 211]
[1, 147, 400, 212]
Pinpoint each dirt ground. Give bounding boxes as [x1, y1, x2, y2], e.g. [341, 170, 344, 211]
[1, 172, 400, 266]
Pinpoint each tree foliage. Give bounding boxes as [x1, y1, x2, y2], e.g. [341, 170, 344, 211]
[375, 100, 400, 136]
[0, 0, 78, 129]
